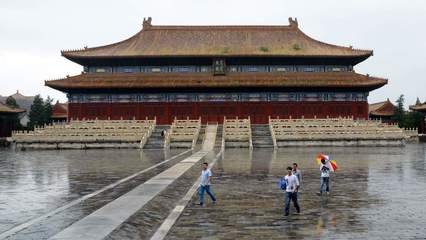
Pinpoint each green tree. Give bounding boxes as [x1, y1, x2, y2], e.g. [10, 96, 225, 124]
[28, 95, 46, 129]
[394, 94, 405, 127]
[43, 96, 53, 124]
[28, 95, 54, 129]
[404, 111, 423, 130]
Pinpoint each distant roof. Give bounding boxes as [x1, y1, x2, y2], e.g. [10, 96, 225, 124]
[0, 91, 35, 112]
[62, 18, 372, 63]
[9, 90, 35, 101]
[51, 102, 68, 119]
[369, 99, 396, 117]
[0, 102, 26, 114]
[409, 101, 426, 112]
[45, 72, 387, 91]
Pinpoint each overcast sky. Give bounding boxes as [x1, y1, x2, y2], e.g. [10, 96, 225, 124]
[1, 0, 425, 106]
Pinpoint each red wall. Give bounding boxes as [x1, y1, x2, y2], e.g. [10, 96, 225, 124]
[68, 101, 368, 124]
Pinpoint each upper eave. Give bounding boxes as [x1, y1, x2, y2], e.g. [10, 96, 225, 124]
[61, 18, 373, 65]
[45, 71, 387, 92]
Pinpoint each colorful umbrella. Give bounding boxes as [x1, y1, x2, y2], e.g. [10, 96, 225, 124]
[316, 153, 338, 172]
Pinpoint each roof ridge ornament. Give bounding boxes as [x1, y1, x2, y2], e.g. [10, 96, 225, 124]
[143, 17, 152, 30]
[288, 17, 298, 28]
[416, 97, 421, 105]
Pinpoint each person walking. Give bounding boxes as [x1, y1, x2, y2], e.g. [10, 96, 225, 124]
[284, 166, 300, 216]
[292, 162, 302, 203]
[292, 163, 302, 186]
[197, 162, 216, 206]
[319, 158, 331, 195]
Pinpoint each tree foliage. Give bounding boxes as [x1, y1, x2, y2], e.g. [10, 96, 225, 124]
[44, 96, 53, 124]
[403, 111, 424, 130]
[393, 94, 424, 131]
[394, 95, 405, 128]
[28, 95, 54, 130]
[5, 96, 19, 109]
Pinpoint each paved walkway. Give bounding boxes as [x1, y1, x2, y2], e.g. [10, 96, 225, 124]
[151, 149, 222, 240]
[50, 127, 218, 240]
[202, 124, 218, 151]
[49, 151, 208, 240]
[0, 150, 191, 240]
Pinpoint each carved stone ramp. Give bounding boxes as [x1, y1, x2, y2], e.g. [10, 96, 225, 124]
[49, 150, 209, 240]
[202, 124, 218, 151]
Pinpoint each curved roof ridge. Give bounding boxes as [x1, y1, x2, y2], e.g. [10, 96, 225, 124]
[61, 18, 374, 61]
[62, 28, 144, 54]
[296, 28, 373, 56]
[61, 22, 297, 55]
[148, 25, 294, 30]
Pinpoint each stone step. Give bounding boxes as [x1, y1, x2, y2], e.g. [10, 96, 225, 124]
[143, 125, 169, 149]
[251, 124, 273, 148]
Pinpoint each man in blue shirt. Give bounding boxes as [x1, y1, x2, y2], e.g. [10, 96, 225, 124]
[197, 162, 216, 206]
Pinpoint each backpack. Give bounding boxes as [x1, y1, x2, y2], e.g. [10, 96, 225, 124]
[279, 177, 287, 190]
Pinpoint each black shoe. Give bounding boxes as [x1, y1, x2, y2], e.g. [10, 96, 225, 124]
[284, 213, 289, 216]
[196, 202, 203, 206]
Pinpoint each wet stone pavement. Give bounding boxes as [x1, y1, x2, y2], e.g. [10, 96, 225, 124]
[105, 150, 219, 240]
[0, 148, 189, 239]
[166, 144, 426, 240]
[0, 144, 425, 239]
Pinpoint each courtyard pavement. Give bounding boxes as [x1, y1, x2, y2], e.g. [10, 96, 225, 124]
[0, 144, 425, 239]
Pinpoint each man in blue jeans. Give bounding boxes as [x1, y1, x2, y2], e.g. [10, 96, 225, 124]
[284, 166, 300, 216]
[197, 162, 216, 206]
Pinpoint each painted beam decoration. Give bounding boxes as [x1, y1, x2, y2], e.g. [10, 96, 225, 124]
[68, 92, 368, 103]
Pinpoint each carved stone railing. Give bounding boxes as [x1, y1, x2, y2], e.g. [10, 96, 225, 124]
[166, 117, 201, 149]
[268, 116, 278, 149]
[223, 116, 252, 148]
[140, 120, 156, 149]
[12, 119, 156, 149]
[268, 117, 407, 146]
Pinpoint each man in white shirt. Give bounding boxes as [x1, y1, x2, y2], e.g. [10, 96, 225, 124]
[197, 162, 216, 206]
[284, 166, 300, 216]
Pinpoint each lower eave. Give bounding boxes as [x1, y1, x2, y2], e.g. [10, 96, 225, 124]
[51, 114, 68, 119]
[45, 72, 387, 92]
[369, 112, 395, 117]
[410, 104, 426, 112]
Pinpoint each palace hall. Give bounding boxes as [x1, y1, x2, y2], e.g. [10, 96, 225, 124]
[46, 18, 387, 124]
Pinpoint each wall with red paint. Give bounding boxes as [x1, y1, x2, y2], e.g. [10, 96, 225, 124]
[68, 101, 368, 124]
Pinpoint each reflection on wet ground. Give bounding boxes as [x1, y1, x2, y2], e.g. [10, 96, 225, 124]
[167, 144, 426, 239]
[106, 150, 220, 240]
[1, 144, 425, 239]
[0, 148, 186, 235]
